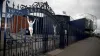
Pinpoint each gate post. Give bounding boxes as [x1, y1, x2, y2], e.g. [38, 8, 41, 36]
[0, 1, 3, 56]
[3, 0, 8, 56]
[66, 24, 69, 46]
[59, 22, 65, 49]
[0, 0, 3, 42]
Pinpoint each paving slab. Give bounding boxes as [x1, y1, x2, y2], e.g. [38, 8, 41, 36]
[47, 37, 100, 56]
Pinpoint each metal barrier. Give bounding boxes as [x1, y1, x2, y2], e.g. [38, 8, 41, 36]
[67, 24, 88, 45]
[1, 1, 60, 56]
[0, 0, 89, 56]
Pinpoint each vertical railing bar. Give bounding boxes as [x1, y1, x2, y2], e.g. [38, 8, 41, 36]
[27, 9, 29, 56]
[38, 9, 40, 54]
[42, 7, 44, 53]
[27, 38, 29, 56]
[39, 8, 43, 54]
[16, 11, 18, 56]
[48, 16, 50, 51]
[38, 8, 40, 55]
[45, 6, 47, 53]
[52, 21, 54, 49]
[37, 8, 39, 54]
[36, 7, 38, 55]
[34, 8, 36, 56]
[53, 23, 55, 50]
[9, 12, 11, 56]
[44, 10, 46, 53]
[21, 12, 24, 56]
[21, 14, 23, 37]
[11, 11, 15, 56]
[30, 9, 34, 56]
[3, 0, 9, 56]
[53, 21, 54, 50]
[67, 24, 69, 46]
[40, 11, 42, 54]
[43, 11, 45, 53]
[51, 19, 52, 49]
[24, 15, 25, 56]
[41, 12, 43, 53]
[25, 11, 28, 56]
[40, 10, 42, 54]
[41, 11, 43, 53]
[39, 9, 41, 53]
[43, 10, 45, 53]
[9, 10, 14, 56]
[19, 15, 22, 56]
[12, 14, 13, 34]
[30, 9, 32, 56]
[48, 17, 50, 50]
[46, 12, 48, 52]
[35, 8, 37, 55]
[51, 20, 52, 50]
[23, 13, 27, 56]
[50, 20, 51, 50]
[48, 16, 49, 51]
[53, 23, 57, 49]
[11, 40, 13, 56]
[52, 22, 53, 50]
[49, 17, 51, 50]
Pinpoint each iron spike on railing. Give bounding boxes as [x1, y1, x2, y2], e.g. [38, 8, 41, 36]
[6, 0, 10, 8]
[17, 4, 19, 10]
[13, 2, 15, 8]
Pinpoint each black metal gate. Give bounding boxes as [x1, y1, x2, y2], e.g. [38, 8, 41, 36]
[0, 0, 90, 56]
[2, 1, 60, 56]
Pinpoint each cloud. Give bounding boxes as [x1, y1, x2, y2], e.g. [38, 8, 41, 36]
[8, 0, 100, 19]
[3, 0, 100, 32]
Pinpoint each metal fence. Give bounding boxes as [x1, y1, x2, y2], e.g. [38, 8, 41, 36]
[67, 24, 88, 45]
[1, 1, 61, 56]
[0, 0, 89, 56]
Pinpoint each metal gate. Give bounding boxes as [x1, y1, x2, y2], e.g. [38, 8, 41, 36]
[2, 0, 60, 56]
[0, 0, 90, 56]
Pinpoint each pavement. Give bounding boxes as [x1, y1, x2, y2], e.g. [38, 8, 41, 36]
[47, 37, 100, 56]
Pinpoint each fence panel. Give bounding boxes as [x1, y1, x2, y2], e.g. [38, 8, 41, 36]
[1, 1, 60, 56]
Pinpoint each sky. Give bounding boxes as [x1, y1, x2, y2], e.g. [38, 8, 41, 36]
[2, 0, 100, 33]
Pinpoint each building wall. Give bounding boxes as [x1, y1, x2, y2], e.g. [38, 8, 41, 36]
[69, 18, 86, 31]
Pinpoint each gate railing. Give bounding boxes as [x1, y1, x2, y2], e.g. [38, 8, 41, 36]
[0, 0, 89, 56]
[1, 0, 60, 56]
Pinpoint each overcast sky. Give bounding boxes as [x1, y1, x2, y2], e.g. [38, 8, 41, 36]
[3, 0, 100, 33]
